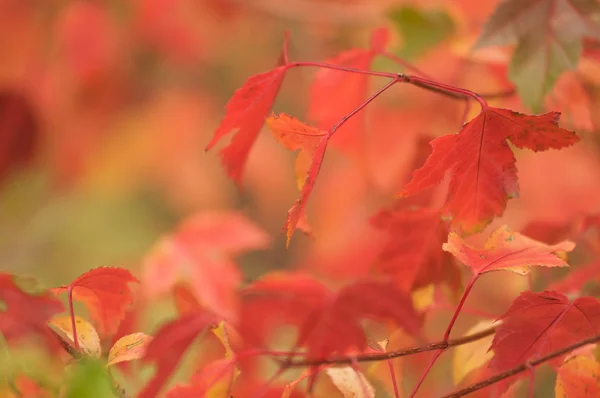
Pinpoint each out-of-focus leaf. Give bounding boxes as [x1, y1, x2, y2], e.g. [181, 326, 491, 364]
[453, 320, 497, 384]
[555, 355, 600, 397]
[326, 367, 375, 398]
[62, 360, 114, 398]
[389, 6, 455, 59]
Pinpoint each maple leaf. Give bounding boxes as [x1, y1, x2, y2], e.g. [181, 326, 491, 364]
[399, 108, 579, 234]
[53, 267, 139, 337]
[266, 114, 330, 246]
[139, 311, 219, 398]
[205, 35, 289, 185]
[142, 211, 270, 321]
[555, 355, 600, 397]
[475, 0, 600, 110]
[308, 28, 388, 154]
[239, 272, 421, 360]
[165, 358, 238, 398]
[489, 290, 600, 371]
[370, 205, 460, 292]
[0, 274, 63, 344]
[443, 224, 574, 277]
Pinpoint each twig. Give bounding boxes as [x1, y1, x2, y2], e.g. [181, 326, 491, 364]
[442, 332, 600, 398]
[288, 326, 496, 367]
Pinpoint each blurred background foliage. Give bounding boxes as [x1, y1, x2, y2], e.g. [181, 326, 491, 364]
[1, 0, 599, 321]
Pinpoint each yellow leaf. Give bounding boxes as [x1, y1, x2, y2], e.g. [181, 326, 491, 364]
[49, 315, 101, 358]
[411, 284, 434, 311]
[107, 333, 153, 367]
[326, 367, 375, 398]
[556, 355, 600, 397]
[453, 320, 496, 385]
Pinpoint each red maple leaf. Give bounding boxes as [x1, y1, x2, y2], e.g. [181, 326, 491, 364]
[370, 205, 460, 292]
[266, 114, 330, 246]
[53, 267, 139, 337]
[443, 224, 574, 276]
[308, 28, 389, 154]
[399, 108, 579, 234]
[490, 290, 600, 371]
[139, 311, 219, 398]
[205, 35, 289, 185]
[239, 272, 421, 360]
[141, 211, 270, 321]
[0, 274, 63, 345]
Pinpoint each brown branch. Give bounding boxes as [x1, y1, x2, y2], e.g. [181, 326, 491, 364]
[288, 326, 496, 367]
[442, 332, 600, 398]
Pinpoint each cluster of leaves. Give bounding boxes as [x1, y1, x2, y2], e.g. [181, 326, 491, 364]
[4, 1, 600, 397]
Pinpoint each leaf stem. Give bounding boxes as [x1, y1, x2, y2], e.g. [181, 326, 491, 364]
[67, 285, 80, 351]
[409, 275, 480, 397]
[329, 78, 399, 136]
[442, 332, 600, 398]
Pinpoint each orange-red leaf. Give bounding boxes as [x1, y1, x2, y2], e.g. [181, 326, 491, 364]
[139, 311, 219, 398]
[443, 224, 574, 276]
[53, 267, 139, 337]
[370, 205, 459, 292]
[308, 28, 388, 154]
[266, 114, 330, 246]
[206, 37, 289, 184]
[142, 211, 270, 321]
[399, 108, 579, 234]
[239, 272, 421, 360]
[0, 274, 63, 344]
[165, 357, 238, 398]
[490, 291, 600, 372]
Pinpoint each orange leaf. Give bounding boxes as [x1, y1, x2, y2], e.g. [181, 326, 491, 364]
[49, 315, 101, 358]
[53, 267, 139, 337]
[0, 274, 63, 345]
[107, 332, 153, 367]
[139, 311, 219, 398]
[165, 357, 238, 398]
[205, 36, 289, 185]
[443, 224, 574, 276]
[399, 108, 579, 234]
[555, 355, 600, 398]
[490, 291, 600, 372]
[266, 114, 330, 246]
[142, 211, 269, 321]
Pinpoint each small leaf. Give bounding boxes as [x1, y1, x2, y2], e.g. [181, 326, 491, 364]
[49, 315, 101, 358]
[107, 332, 153, 367]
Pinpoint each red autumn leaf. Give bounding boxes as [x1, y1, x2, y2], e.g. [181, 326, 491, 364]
[490, 290, 600, 372]
[142, 211, 270, 321]
[53, 267, 139, 337]
[443, 224, 574, 276]
[370, 205, 460, 292]
[308, 28, 389, 154]
[205, 36, 289, 185]
[0, 274, 63, 344]
[399, 108, 579, 234]
[139, 311, 219, 398]
[549, 260, 600, 294]
[266, 114, 330, 246]
[239, 272, 421, 360]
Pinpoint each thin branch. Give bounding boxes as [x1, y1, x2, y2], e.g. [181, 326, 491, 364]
[288, 326, 496, 367]
[442, 332, 600, 398]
